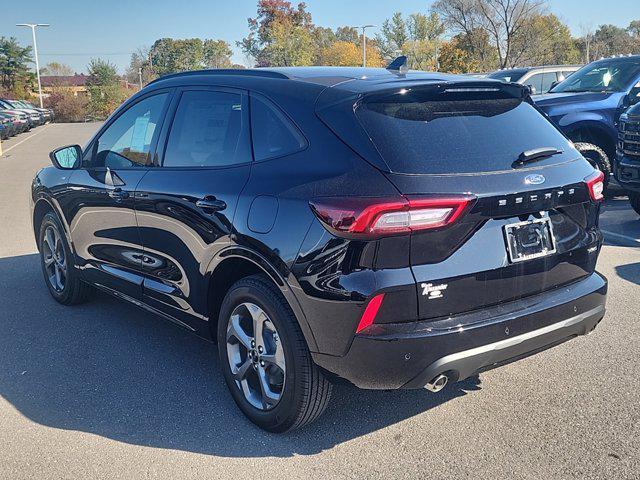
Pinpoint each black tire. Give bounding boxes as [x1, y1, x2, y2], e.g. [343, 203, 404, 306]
[574, 142, 612, 189]
[629, 192, 640, 216]
[217, 274, 332, 432]
[38, 212, 94, 305]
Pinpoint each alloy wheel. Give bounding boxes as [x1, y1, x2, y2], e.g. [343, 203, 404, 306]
[226, 302, 286, 410]
[42, 225, 66, 292]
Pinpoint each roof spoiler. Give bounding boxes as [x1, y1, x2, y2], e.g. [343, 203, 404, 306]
[386, 56, 409, 74]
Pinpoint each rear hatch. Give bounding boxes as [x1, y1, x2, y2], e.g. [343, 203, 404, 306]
[318, 80, 603, 321]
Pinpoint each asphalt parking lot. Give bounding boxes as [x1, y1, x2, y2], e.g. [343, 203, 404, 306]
[0, 123, 639, 480]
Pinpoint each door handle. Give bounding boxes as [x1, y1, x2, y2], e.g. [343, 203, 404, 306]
[108, 187, 130, 200]
[196, 196, 227, 212]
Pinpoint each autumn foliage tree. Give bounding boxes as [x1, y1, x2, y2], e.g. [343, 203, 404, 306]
[240, 0, 314, 66]
[432, 0, 545, 69]
[437, 39, 480, 73]
[240, 0, 384, 67]
[319, 41, 384, 67]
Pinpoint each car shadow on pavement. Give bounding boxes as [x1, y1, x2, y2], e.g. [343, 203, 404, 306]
[615, 262, 640, 285]
[0, 253, 480, 457]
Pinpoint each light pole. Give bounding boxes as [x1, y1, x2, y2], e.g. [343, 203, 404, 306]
[355, 25, 377, 67]
[16, 23, 49, 108]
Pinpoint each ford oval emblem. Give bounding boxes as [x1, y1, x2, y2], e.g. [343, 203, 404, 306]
[524, 174, 545, 185]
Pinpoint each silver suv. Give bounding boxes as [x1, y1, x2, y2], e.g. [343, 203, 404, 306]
[488, 65, 582, 95]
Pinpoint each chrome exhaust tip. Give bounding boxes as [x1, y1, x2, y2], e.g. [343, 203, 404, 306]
[425, 374, 448, 392]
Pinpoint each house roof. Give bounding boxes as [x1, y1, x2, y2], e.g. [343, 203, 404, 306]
[40, 74, 88, 87]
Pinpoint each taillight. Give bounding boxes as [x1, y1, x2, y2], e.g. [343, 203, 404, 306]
[584, 170, 605, 201]
[310, 195, 475, 239]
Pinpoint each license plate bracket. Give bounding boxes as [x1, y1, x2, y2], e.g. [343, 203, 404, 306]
[503, 217, 556, 263]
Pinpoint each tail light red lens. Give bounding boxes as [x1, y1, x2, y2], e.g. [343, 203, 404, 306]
[584, 170, 605, 201]
[310, 195, 475, 239]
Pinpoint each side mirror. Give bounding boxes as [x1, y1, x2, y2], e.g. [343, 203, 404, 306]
[526, 84, 537, 95]
[49, 144, 82, 169]
[549, 80, 560, 91]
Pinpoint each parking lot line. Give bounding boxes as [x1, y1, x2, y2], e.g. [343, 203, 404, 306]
[0, 124, 51, 157]
[601, 229, 640, 245]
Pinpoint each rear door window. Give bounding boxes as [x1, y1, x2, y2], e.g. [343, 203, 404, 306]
[355, 88, 573, 175]
[164, 90, 251, 167]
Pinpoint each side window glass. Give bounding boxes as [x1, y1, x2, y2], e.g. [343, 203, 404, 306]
[163, 90, 251, 167]
[540, 73, 557, 94]
[525, 73, 544, 95]
[90, 93, 168, 168]
[250, 95, 306, 161]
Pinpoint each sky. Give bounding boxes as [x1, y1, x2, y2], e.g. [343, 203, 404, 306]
[2, 0, 639, 74]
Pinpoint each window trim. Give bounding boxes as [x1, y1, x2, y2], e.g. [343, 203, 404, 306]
[82, 88, 174, 171]
[248, 92, 309, 164]
[157, 85, 253, 171]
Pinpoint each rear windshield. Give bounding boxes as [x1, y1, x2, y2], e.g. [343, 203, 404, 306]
[355, 88, 572, 174]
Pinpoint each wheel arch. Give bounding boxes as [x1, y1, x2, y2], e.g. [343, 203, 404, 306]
[564, 121, 616, 160]
[205, 246, 318, 351]
[32, 197, 75, 255]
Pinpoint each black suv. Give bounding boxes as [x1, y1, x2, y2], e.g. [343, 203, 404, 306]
[31, 67, 607, 432]
[616, 91, 640, 214]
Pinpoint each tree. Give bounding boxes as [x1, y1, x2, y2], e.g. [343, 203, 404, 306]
[591, 24, 635, 58]
[376, 12, 408, 59]
[432, 0, 545, 69]
[203, 39, 233, 68]
[125, 47, 157, 86]
[438, 39, 479, 73]
[451, 28, 498, 71]
[319, 40, 384, 67]
[40, 62, 73, 76]
[86, 58, 128, 120]
[509, 14, 580, 67]
[576, 23, 596, 63]
[335, 26, 359, 44]
[376, 12, 445, 69]
[403, 13, 446, 70]
[311, 27, 336, 64]
[86, 58, 119, 87]
[263, 17, 315, 66]
[239, 0, 314, 66]
[149, 38, 202, 75]
[147, 38, 233, 76]
[407, 12, 445, 42]
[629, 20, 640, 38]
[0, 36, 33, 94]
[44, 89, 88, 122]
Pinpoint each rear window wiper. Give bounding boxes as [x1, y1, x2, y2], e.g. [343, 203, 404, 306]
[512, 147, 563, 168]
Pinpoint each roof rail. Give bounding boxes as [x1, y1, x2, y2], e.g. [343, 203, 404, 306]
[147, 68, 290, 86]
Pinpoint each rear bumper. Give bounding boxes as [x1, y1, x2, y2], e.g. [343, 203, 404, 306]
[312, 272, 607, 390]
[404, 303, 603, 389]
